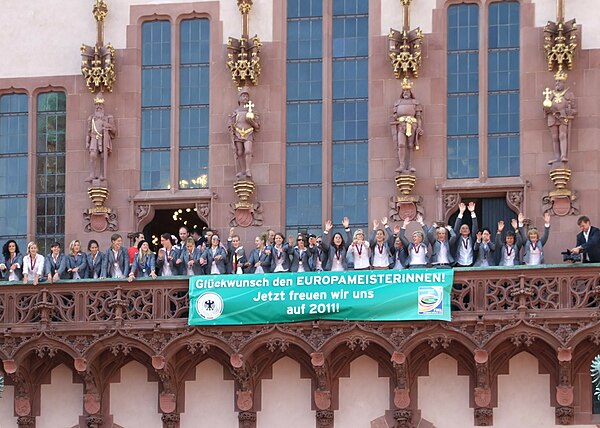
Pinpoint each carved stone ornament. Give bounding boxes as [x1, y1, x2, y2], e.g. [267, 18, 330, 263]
[555, 406, 574, 425]
[474, 407, 493, 426]
[316, 409, 334, 428]
[237, 389, 253, 411]
[84, 392, 102, 415]
[314, 389, 331, 410]
[394, 387, 411, 409]
[16, 416, 35, 427]
[161, 412, 180, 428]
[86, 415, 103, 428]
[389, 194, 424, 222]
[393, 409, 412, 428]
[238, 411, 257, 428]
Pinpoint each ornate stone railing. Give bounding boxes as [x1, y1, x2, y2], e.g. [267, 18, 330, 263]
[0, 264, 597, 329]
[0, 264, 598, 428]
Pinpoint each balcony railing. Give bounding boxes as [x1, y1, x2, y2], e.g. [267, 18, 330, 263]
[0, 264, 598, 329]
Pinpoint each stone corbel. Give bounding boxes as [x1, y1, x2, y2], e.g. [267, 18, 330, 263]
[161, 413, 180, 428]
[391, 351, 411, 410]
[77, 363, 103, 418]
[10, 371, 34, 424]
[555, 347, 574, 425]
[238, 411, 257, 428]
[473, 349, 493, 426]
[230, 354, 257, 413]
[153, 358, 177, 416]
[311, 352, 333, 427]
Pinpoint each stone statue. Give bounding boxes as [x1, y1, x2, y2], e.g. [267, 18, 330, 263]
[391, 78, 423, 174]
[85, 93, 116, 182]
[543, 70, 576, 165]
[228, 87, 260, 180]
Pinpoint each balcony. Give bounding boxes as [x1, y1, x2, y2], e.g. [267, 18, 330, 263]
[0, 264, 598, 427]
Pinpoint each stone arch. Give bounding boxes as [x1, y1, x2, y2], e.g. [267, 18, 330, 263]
[239, 327, 316, 358]
[10, 335, 80, 369]
[318, 325, 396, 360]
[161, 329, 235, 363]
[83, 331, 155, 364]
[400, 323, 478, 355]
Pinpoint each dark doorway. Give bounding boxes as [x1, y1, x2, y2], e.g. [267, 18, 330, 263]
[143, 207, 208, 252]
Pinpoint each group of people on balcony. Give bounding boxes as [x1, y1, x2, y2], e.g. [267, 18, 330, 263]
[1, 208, 598, 284]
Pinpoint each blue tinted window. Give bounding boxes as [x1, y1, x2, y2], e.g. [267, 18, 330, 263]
[0, 94, 28, 154]
[0, 93, 28, 243]
[488, 2, 519, 177]
[332, 100, 368, 141]
[286, 186, 322, 226]
[287, 62, 322, 101]
[142, 21, 171, 66]
[332, 16, 368, 58]
[287, 20, 323, 60]
[179, 148, 209, 189]
[286, 144, 322, 184]
[332, 143, 368, 182]
[286, 103, 322, 143]
[288, 0, 322, 19]
[447, 4, 479, 179]
[179, 18, 209, 189]
[141, 150, 170, 190]
[332, 184, 368, 225]
[332, 59, 368, 99]
[333, 0, 368, 15]
[447, 137, 479, 179]
[142, 20, 171, 189]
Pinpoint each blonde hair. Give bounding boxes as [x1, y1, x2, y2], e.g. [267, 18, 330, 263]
[353, 229, 365, 240]
[26, 241, 37, 255]
[527, 227, 539, 239]
[69, 240, 80, 255]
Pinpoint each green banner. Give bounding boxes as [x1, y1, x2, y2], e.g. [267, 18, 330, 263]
[188, 269, 453, 325]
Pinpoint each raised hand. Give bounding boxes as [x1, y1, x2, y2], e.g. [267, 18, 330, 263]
[468, 201, 476, 212]
[476, 231, 482, 242]
[416, 214, 424, 225]
[511, 218, 518, 230]
[325, 220, 333, 232]
[459, 202, 466, 214]
[543, 212, 551, 224]
[381, 217, 388, 226]
[373, 219, 380, 229]
[403, 217, 411, 228]
[229, 227, 235, 238]
[342, 217, 350, 228]
[518, 212, 525, 224]
[497, 220, 505, 232]
[394, 224, 401, 234]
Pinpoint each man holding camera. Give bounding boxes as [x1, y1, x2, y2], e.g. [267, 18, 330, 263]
[570, 216, 600, 263]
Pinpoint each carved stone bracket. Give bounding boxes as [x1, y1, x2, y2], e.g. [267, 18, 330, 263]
[474, 407, 493, 426]
[316, 409, 334, 428]
[506, 191, 523, 214]
[227, 0, 262, 87]
[16, 416, 35, 427]
[230, 354, 257, 412]
[555, 406, 574, 425]
[389, 194, 424, 223]
[238, 411, 257, 428]
[161, 413, 180, 428]
[393, 409, 413, 428]
[311, 352, 332, 411]
[86, 415, 103, 428]
[84, 186, 118, 232]
[230, 181, 263, 226]
[392, 351, 410, 409]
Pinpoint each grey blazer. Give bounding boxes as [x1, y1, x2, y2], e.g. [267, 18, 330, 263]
[519, 225, 550, 265]
[101, 247, 130, 278]
[428, 225, 457, 265]
[321, 229, 352, 271]
[202, 246, 228, 275]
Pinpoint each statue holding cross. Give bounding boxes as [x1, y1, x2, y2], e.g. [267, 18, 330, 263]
[543, 70, 576, 165]
[228, 86, 260, 180]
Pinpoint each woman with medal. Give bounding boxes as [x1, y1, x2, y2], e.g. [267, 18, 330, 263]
[369, 218, 394, 270]
[66, 240, 88, 279]
[176, 237, 203, 276]
[399, 215, 429, 268]
[269, 232, 291, 273]
[473, 228, 496, 267]
[128, 240, 156, 281]
[22, 242, 45, 285]
[226, 227, 247, 274]
[101, 233, 129, 279]
[519, 212, 551, 265]
[496, 219, 522, 266]
[321, 217, 352, 271]
[348, 228, 370, 270]
[156, 233, 178, 277]
[1, 239, 23, 282]
[246, 233, 272, 274]
[86, 240, 104, 279]
[201, 235, 228, 275]
[290, 234, 311, 272]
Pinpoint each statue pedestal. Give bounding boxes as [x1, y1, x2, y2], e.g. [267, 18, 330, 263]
[83, 186, 118, 232]
[230, 180, 263, 227]
[542, 168, 578, 216]
[389, 174, 423, 221]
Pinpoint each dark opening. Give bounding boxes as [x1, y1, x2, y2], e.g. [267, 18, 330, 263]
[142, 207, 208, 252]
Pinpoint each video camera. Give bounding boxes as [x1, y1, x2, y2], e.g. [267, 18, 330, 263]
[561, 249, 582, 263]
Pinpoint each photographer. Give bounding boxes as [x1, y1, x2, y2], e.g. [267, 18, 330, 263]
[570, 216, 600, 263]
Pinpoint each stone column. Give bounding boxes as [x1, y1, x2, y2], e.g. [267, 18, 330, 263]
[238, 411, 256, 428]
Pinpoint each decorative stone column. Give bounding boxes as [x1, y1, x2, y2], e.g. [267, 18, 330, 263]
[238, 411, 256, 428]
[555, 347, 574, 425]
[473, 349, 493, 426]
[311, 352, 333, 428]
[16, 416, 35, 427]
[316, 410, 334, 428]
[86, 415, 103, 428]
[161, 413, 180, 428]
